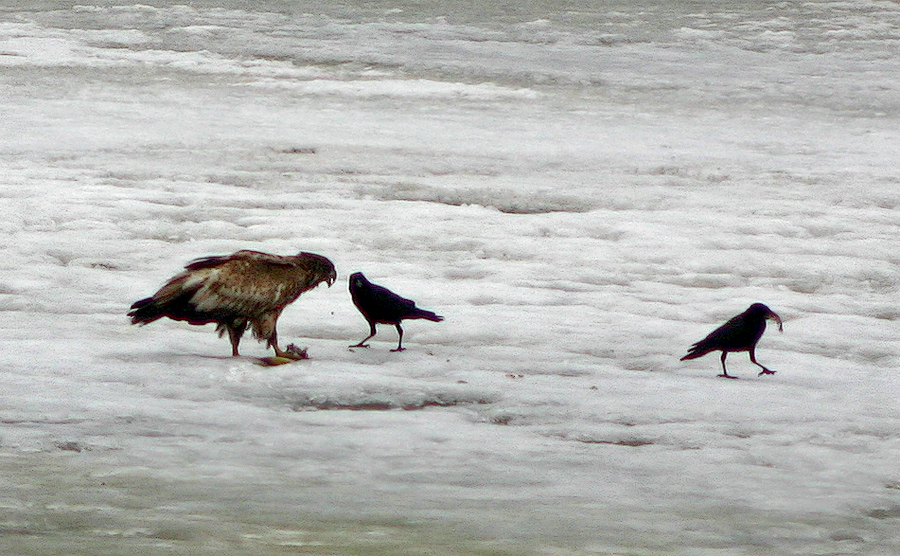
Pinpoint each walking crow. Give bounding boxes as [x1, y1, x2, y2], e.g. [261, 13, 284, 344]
[681, 303, 783, 379]
[349, 272, 443, 351]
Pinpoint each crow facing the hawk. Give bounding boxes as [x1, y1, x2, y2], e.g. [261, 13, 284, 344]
[129, 250, 336, 359]
[348, 272, 444, 351]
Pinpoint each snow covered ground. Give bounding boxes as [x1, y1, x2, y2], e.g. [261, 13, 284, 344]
[1, 1, 899, 554]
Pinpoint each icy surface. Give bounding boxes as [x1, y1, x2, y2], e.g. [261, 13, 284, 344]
[1, 1, 899, 554]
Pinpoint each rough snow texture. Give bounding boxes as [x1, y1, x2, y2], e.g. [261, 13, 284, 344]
[1, 1, 899, 555]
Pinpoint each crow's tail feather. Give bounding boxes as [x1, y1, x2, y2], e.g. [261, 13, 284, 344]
[680, 342, 711, 361]
[410, 309, 444, 322]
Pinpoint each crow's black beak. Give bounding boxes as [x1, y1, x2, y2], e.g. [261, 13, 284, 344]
[768, 310, 783, 332]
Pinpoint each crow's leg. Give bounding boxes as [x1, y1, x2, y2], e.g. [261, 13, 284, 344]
[350, 322, 377, 349]
[750, 348, 776, 376]
[717, 352, 738, 379]
[391, 323, 405, 352]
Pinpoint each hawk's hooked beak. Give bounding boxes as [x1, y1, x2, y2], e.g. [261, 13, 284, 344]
[326, 271, 337, 287]
[768, 310, 783, 332]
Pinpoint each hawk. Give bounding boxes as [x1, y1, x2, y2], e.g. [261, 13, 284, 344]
[129, 250, 336, 359]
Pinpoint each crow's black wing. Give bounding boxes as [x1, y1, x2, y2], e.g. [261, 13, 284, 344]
[683, 311, 764, 359]
[350, 277, 416, 323]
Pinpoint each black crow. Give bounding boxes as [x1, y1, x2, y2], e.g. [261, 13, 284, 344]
[348, 272, 444, 351]
[680, 303, 783, 379]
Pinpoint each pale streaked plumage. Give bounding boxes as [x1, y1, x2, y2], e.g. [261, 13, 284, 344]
[129, 250, 336, 358]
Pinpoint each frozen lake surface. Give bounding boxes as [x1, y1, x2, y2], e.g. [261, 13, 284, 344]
[1, 1, 899, 554]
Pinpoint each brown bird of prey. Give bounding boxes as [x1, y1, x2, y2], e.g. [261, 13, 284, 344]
[348, 272, 443, 351]
[129, 250, 336, 359]
[681, 303, 783, 379]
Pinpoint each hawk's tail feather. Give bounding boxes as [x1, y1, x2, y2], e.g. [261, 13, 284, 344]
[128, 289, 213, 326]
[128, 297, 165, 325]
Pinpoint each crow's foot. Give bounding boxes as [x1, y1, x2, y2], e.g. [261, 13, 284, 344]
[717, 373, 739, 380]
[758, 369, 776, 377]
